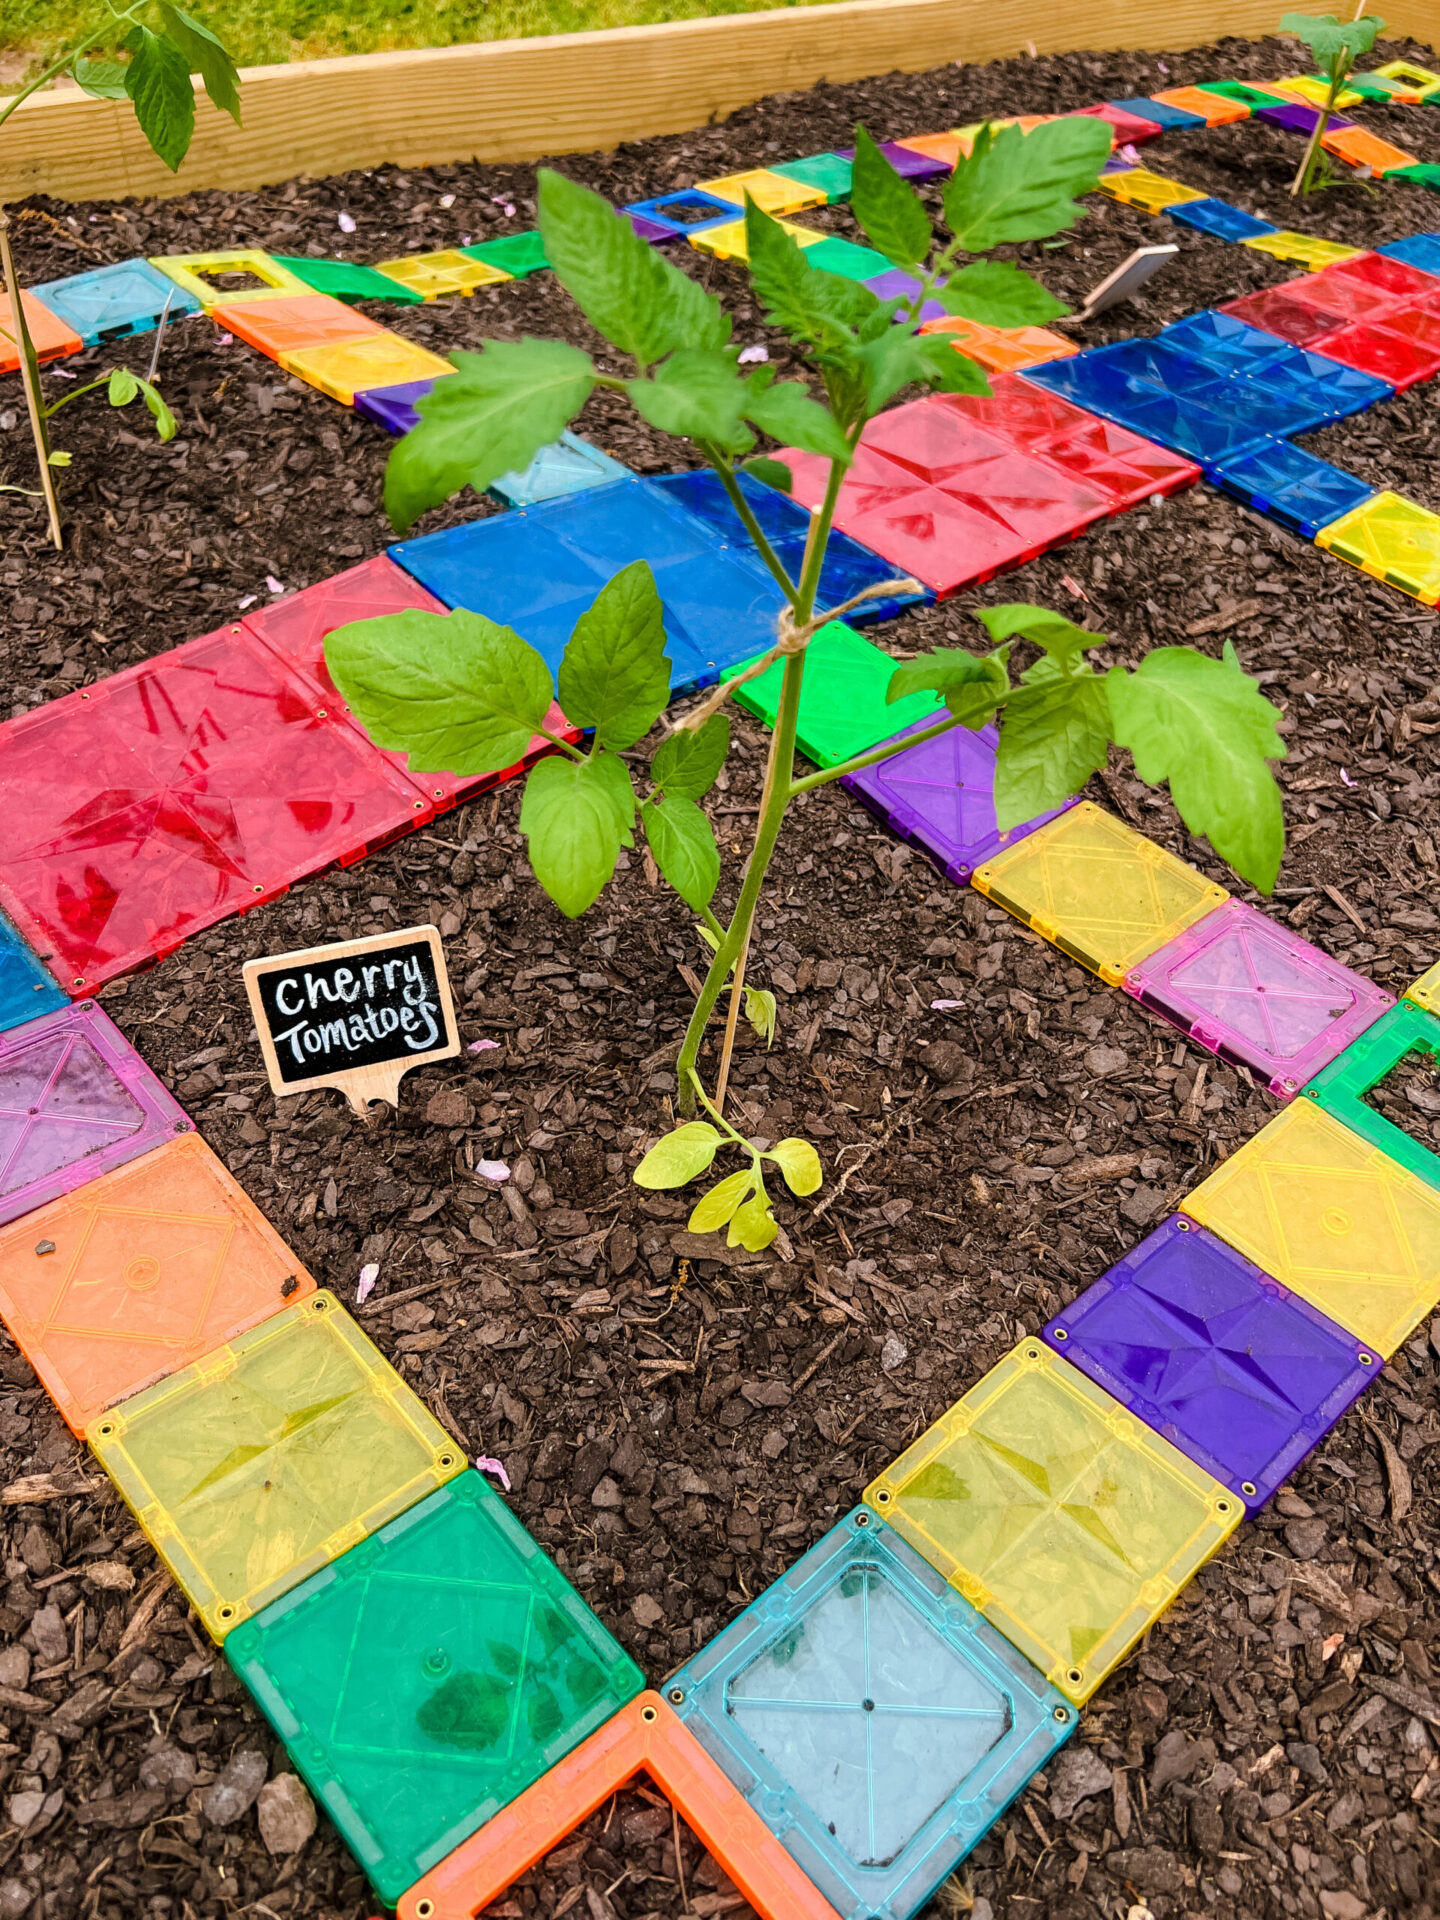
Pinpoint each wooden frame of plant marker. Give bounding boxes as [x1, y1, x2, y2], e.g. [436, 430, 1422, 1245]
[243, 924, 461, 1117]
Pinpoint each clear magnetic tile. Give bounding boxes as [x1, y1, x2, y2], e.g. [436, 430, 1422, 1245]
[1018, 353, 1292, 466]
[279, 333, 455, 405]
[90, 1291, 464, 1639]
[864, 1341, 1241, 1705]
[0, 1132, 313, 1436]
[0, 910, 67, 1033]
[227, 1471, 644, 1905]
[1303, 1002, 1440, 1195]
[835, 140, 953, 178]
[1314, 491, 1440, 605]
[1271, 74, 1363, 107]
[722, 622, 944, 769]
[1066, 103, 1163, 146]
[1180, 1099, 1440, 1356]
[1407, 960, 1440, 1015]
[1220, 284, 1351, 346]
[29, 259, 201, 346]
[0, 1000, 189, 1228]
[666, 1509, 1076, 1920]
[148, 250, 314, 308]
[1166, 198, 1280, 242]
[1204, 441, 1376, 538]
[489, 430, 632, 507]
[1257, 100, 1355, 135]
[1195, 79, 1292, 109]
[1313, 315, 1440, 391]
[972, 801, 1229, 986]
[1044, 1215, 1381, 1512]
[1321, 126, 1418, 174]
[1122, 897, 1393, 1093]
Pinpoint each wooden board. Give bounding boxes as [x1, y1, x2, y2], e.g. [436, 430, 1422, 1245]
[3, 0, 1432, 206]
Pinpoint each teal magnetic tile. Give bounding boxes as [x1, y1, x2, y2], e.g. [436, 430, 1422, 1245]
[489, 430, 632, 507]
[0, 909, 67, 1031]
[721, 621, 944, 769]
[770, 153, 854, 202]
[29, 260, 201, 345]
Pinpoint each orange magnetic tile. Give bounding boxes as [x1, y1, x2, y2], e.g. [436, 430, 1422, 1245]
[954, 114, 1052, 157]
[1320, 125, 1420, 174]
[1150, 86, 1249, 125]
[396, 1693, 841, 1920]
[0, 1133, 315, 1436]
[897, 131, 967, 167]
[921, 314, 1077, 371]
[210, 293, 382, 360]
[0, 291, 83, 374]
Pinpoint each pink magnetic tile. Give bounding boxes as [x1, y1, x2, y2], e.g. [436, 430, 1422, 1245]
[1122, 899, 1394, 1097]
[0, 1002, 191, 1226]
[1312, 314, 1440, 390]
[0, 627, 432, 994]
[1070, 103, 1163, 146]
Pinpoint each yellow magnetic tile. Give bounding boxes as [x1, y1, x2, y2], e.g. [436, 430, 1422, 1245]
[1240, 231, 1365, 269]
[1314, 491, 1440, 608]
[1151, 86, 1250, 126]
[90, 1291, 465, 1640]
[695, 168, 826, 215]
[688, 218, 826, 262]
[280, 334, 456, 405]
[1273, 75, 1363, 108]
[971, 801, 1229, 986]
[1097, 167, 1210, 212]
[375, 251, 513, 299]
[1406, 960, 1440, 1015]
[1180, 1101, 1440, 1356]
[148, 250, 314, 309]
[863, 1340, 1240, 1704]
[1321, 125, 1419, 173]
[1373, 59, 1440, 97]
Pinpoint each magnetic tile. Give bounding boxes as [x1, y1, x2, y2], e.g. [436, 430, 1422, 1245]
[1204, 439, 1377, 538]
[459, 231, 550, 277]
[0, 1000, 190, 1230]
[149, 250, 314, 308]
[1314, 490, 1440, 605]
[1270, 74, 1364, 108]
[722, 621, 944, 769]
[396, 1692, 842, 1920]
[1304, 1002, 1440, 1195]
[1257, 100, 1354, 134]
[667, 1509, 1075, 1920]
[353, 375, 447, 435]
[375, 251, 512, 298]
[804, 237, 893, 281]
[227, 1471, 644, 1905]
[1043, 1216, 1381, 1512]
[1389, 164, 1440, 193]
[1195, 79, 1292, 109]
[0, 291, 82, 374]
[689, 217, 824, 262]
[1067, 102, 1164, 146]
[1322, 125, 1418, 173]
[627, 211, 681, 243]
[209, 292, 381, 360]
[650, 468, 929, 625]
[622, 189, 742, 236]
[863, 1340, 1241, 1704]
[1152, 85, 1251, 126]
[1098, 168, 1210, 213]
[29, 260, 200, 347]
[1181, 1099, 1440, 1355]
[972, 800, 1229, 986]
[1122, 898, 1393, 1095]
[1220, 284, 1352, 346]
[1378, 234, 1440, 278]
[1108, 95, 1208, 130]
[952, 116, 1054, 159]
[1240, 231, 1364, 269]
[949, 376, 1200, 508]
[1289, 249, 1440, 320]
[269, 254, 426, 304]
[697, 168, 827, 214]
[280, 334, 455, 405]
[920, 315, 1077, 372]
[0, 912, 68, 1032]
[0, 1132, 313, 1437]
[1339, 72, 1424, 102]
[1372, 58, 1440, 95]
[390, 476, 790, 694]
[862, 269, 947, 321]
[1018, 348, 1294, 465]
[771, 153, 854, 202]
[840, 716, 1078, 885]
[91, 1291, 464, 1639]
[489, 429, 632, 507]
[1407, 960, 1440, 1014]
[1158, 309, 1393, 419]
[893, 130, 967, 167]
[1166, 198, 1280, 241]
[0, 625, 432, 995]
[1313, 313, 1440, 390]
[836, 140, 952, 178]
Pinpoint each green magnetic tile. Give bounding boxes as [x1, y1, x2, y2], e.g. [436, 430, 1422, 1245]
[770, 153, 854, 202]
[90, 1292, 465, 1639]
[270, 256, 425, 305]
[460, 231, 550, 277]
[1195, 79, 1288, 110]
[227, 1472, 644, 1904]
[804, 236, 893, 281]
[864, 1340, 1241, 1704]
[721, 620, 944, 769]
[1304, 1002, 1440, 1194]
[1389, 165, 1440, 192]
[971, 801, 1229, 986]
[1181, 1100, 1440, 1356]
[1407, 960, 1440, 1014]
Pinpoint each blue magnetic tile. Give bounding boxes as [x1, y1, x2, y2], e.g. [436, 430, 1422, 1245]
[354, 378, 438, 435]
[489, 430, 632, 507]
[29, 259, 200, 347]
[1205, 441, 1377, 537]
[1377, 234, 1440, 278]
[650, 469, 930, 625]
[1109, 95, 1207, 129]
[622, 189, 742, 236]
[1166, 197, 1280, 242]
[1160, 310, 1394, 419]
[1043, 1215, 1381, 1512]
[668, 1509, 1075, 1920]
[0, 910, 67, 1033]
[389, 477, 788, 695]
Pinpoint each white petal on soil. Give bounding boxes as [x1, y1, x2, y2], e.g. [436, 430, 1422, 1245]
[468, 1038, 501, 1052]
[337, 211, 357, 233]
[475, 1454, 512, 1491]
[356, 1262, 379, 1305]
[930, 998, 962, 1011]
[476, 1159, 510, 1183]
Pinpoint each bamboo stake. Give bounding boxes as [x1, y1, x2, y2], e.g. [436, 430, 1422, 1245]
[0, 209, 62, 549]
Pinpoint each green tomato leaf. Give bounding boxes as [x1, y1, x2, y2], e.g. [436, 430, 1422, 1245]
[745, 198, 878, 351]
[943, 116, 1111, 253]
[740, 455, 793, 493]
[936, 260, 1069, 326]
[994, 671, 1111, 830]
[651, 714, 730, 800]
[107, 367, 139, 406]
[557, 560, 669, 750]
[974, 604, 1103, 673]
[689, 1166, 756, 1232]
[888, 648, 1009, 726]
[538, 167, 728, 368]
[627, 348, 749, 446]
[1106, 642, 1288, 893]
[384, 338, 595, 534]
[157, 1, 242, 122]
[72, 57, 129, 99]
[1280, 11, 1384, 65]
[123, 24, 195, 173]
[743, 379, 852, 465]
[326, 607, 553, 775]
[728, 1187, 778, 1251]
[634, 1122, 722, 1189]
[913, 333, 991, 396]
[850, 124, 933, 267]
[768, 1137, 822, 1197]
[744, 987, 777, 1048]
[640, 795, 720, 911]
[519, 749, 635, 919]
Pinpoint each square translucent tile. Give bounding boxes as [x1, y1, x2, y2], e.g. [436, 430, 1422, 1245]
[1180, 1099, 1440, 1356]
[1269, 74, 1364, 108]
[0, 1000, 190, 1228]
[1240, 233, 1365, 269]
[227, 1471, 644, 1904]
[1321, 126, 1418, 174]
[459, 231, 549, 277]
[269, 255, 426, 304]
[1122, 897, 1393, 1096]
[835, 140, 953, 177]
[1044, 1214, 1381, 1512]
[1158, 309, 1393, 421]
[1289, 250, 1440, 322]
[148, 250, 314, 308]
[696, 168, 828, 214]
[29, 260, 200, 346]
[1205, 441, 1376, 539]
[1220, 285, 1352, 347]
[1315, 491, 1440, 606]
[90, 1291, 464, 1639]
[0, 291, 82, 375]
[891, 131, 967, 167]
[1166, 199, 1279, 242]
[666, 1508, 1075, 1920]
[863, 1341, 1241, 1704]
[1107, 95, 1209, 129]
[209, 293, 381, 360]
[0, 1133, 313, 1436]
[1098, 168, 1210, 213]
[1195, 79, 1291, 109]
[1313, 313, 1440, 391]
[1406, 960, 1440, 1015]
[722, 622, 944, 770]
[689, 217, 824, 262]
[374, 251, 512, 299]
[1151, 85, 1250, 125]
[279, 334, 455, 406]
[0, 910, 67, 1033]
[1303, 1002, 1440, 1194]
[803, 237, 892, 281]
[971, 801, 1229, 986]
[770, 153, 853, 202]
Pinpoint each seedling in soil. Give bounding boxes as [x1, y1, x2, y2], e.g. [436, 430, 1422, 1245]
[1280, 11, 1386, 196]
[328, 122, 1288, 1248]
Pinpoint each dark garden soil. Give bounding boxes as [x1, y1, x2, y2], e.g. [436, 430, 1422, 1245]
[1, 29, 1440, 1920]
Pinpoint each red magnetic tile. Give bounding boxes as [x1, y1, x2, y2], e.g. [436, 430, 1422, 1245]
[1312, 314, 1440, 389]
[1220, 287, 1350, 347]
[1070, 103, 1163, 146]
[0, 628, 432, 994]
[209, 293, 382, 359]
[1284, 253, 1440, 325]
[947, 375, 1103, 443]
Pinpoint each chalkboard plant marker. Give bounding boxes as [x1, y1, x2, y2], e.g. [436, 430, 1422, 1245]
[243, 925, 460, 1118]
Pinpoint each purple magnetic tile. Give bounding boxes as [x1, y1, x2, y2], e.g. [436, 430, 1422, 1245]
[627, 212, 681, 243]
[836, 141, 951, 180]
[839, 717, 1078, 884]
[1257, 101, 1355, 133]
[1122, 898, 1393, 1097]
[863, 268, 947, 320]
[1044, 1215, 1381, 1511]
[0, 1002, 191, 1227]
[354, 378, 437, 435]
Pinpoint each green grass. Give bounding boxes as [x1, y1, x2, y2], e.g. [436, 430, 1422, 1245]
[2, 0, 835, 85]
